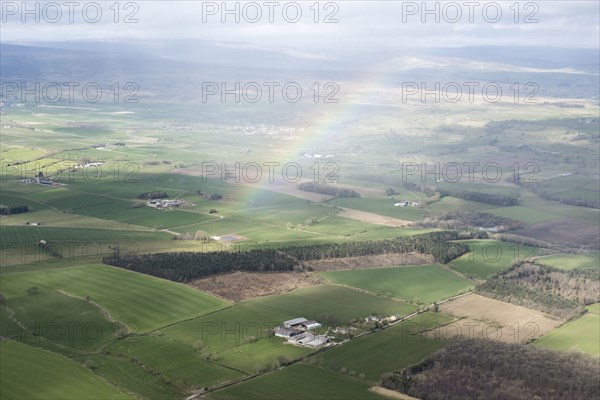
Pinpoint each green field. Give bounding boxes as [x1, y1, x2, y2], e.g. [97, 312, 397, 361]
[487, 192, 600, 225]
[105, 335, 243, 390]
[537, 252, 600, 270]
[329, 197, 426, 221]
[2, 291, 119, 356]
[0, 265, 229, 332]
[208, 363, 384, 400]
[74, 352, 183, 400]
[319, 312, 454, 382]
[0, 224, 171, 266]
[0, 225, 169, 245]
[450, 239, 536, 279]
[163, 285, 414, 373]
[0, 341, 131, 400]
[427, 196, 496, 213]
[322, 265, 474, 304]
[218, 337, 312, 374]
[534, 304, 600, 355]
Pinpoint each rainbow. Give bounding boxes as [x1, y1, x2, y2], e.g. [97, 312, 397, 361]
[240, 63, 396, 204]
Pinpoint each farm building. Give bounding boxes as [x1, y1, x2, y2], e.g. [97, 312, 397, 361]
[387, 314, 402, 322]
[365, 314, 387, 323]
[274, 327, 303, 338]
[283, 317, 309, 328]
[299, 320, 321, 330]
[147, 199, 184, 209]
[394, 201, 421, 207]
[37, 178, 53, 185]
[276, 317, 328, 347]
[289, 332, 330, 348]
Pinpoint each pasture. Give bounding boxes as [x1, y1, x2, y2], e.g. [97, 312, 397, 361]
[74, 352, 183, 400]
[106, 335, 243, 390]
[208, 363, 384, 400]
[533, 304, 600, 355]
[319, 312, 454, 382]
[0, 341, 131, 400]
[322, 265, 474, 304]
[3, 290, 119, 356]
[537, 252, 600, 270]
[450, 239, 535, 280]
[329, 197, 426, 221]
[427, 196, 495, 213]
[0, 224, 170, 266]
[0, 264, 229, 332]
[487, 191, 600, 226]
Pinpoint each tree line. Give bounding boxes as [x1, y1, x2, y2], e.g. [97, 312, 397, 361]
[0, 205, 29, 215]
[137, 191, 168, 200]
[436, 189, 519, 206]
[297, 182, 360, 197]
[381, 339, 599, 400]
[286, 231, 469, 264]
[103, 249, 297, 282]
[103, 231, 470, 283]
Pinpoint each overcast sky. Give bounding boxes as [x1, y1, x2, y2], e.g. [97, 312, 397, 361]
[1, 1, 598, 50]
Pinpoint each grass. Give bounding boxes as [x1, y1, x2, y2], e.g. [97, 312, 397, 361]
[3, 291, 120, 356]
[486, 205, 561, 225]
[74, 352, 183, 400]
[0, 340, 131, 399]
[533, 304, 600, 355]
[329, 197, 426, 221]
[427, 196, 495, 213]
[0, 208, 155, 230]
[0, 264, 229, 332]
[218, 337, 312, 374]
[450, 239, 535, 279]
[487, 192, 600, 226]
[208, 363, 384, 400]
[0, 258, 93, 275]
[0, 225, 169, 245]
[163, 285, 413, 372]
[537, 252, 600, 270]
[322, 265, 474, 304]
[105, 335, 243, 390]
[319, 312, 454, 382]
[303, 216, 390, 237]
[0, 224, 171, 266]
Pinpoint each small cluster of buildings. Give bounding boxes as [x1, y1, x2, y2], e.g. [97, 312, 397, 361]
[73, 162, 104, 169]
[274, 317, 329, 348]
[365, 314, 401, 323]
[147, 199, 184, 209]
[394, 200, 421, 207]
[21, 177, 57, 186]
[303, 153, 335, 159]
